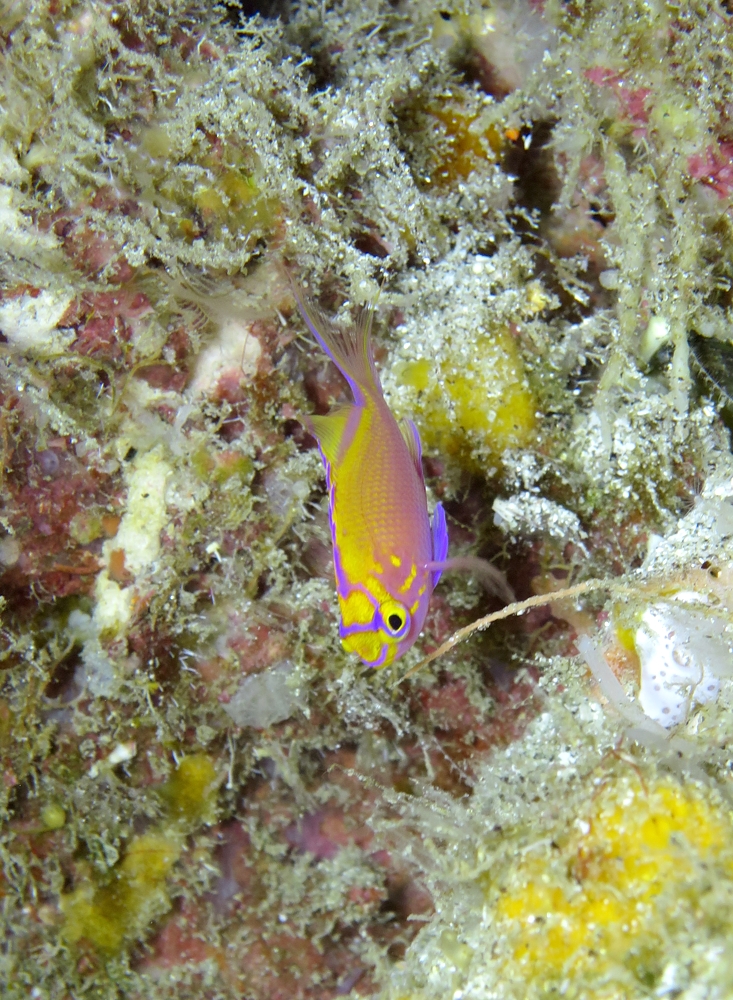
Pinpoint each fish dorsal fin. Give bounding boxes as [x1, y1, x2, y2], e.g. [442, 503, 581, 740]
[289, 279, 380, 405]
[399, 418, 423, 478]
[309, 405, 360, 465]
[431, 502, 448, 586]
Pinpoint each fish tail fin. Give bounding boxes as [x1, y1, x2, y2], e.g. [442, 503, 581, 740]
[289, 278, 381, 404]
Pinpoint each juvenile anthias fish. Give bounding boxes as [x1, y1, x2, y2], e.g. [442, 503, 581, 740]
[292, 284, 448, 668]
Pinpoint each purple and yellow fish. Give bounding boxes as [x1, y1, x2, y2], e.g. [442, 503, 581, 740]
[292, 285, 448, 668]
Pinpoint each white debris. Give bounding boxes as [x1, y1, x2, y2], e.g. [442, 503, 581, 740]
[89, 740, 137, 777]
[0, 536, 20, 567]
[188, 318, 261, 397]
[493, 491, 586, 544]
[0, 289, 74, 351]
[638, 314, 671, 363]
[80, 638, 118, 698]
[106, 741, 137, 766]
[223, 661, 300, 729]
[93, 445, 171, 635]
[636, 599, 733, 727]
[111, 446, 170, 576]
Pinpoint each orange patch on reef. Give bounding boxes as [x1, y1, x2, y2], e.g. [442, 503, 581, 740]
[427, 99, 503, 187]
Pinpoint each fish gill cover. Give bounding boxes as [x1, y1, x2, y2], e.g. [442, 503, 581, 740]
[1, 0, 733, 998]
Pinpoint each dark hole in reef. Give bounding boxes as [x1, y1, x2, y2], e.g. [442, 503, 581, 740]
[689, 330, 733, 438]
[305, 44, 344, 92]
[530, 248, 601, 322]
[474, 238, 499, 258]
[223, 0, 292, 24]
[503, 119, 559, 220]
[689, 331, 733, 404]
[254, 570, 270, 599]
[381, 874, 434, 921]
[5, 775, 31, 821]
[645, 340, 674, 375]
[284, 22, 345, 92]
[124, 446, 137, 462]
[588, 199, 615, 228]
[145, 254, 168, 271]
[283, 417, 317, 452]
[44, 644, 83, 702]
[353, 230, 391, 259]
[0, 629, 22, 670]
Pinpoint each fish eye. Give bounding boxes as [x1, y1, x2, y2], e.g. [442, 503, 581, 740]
[380, 600, 410, 638]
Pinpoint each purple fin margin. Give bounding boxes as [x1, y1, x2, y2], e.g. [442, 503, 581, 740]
[431, 502, 448, 587]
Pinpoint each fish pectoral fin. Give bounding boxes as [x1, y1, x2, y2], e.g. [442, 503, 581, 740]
[431, 501, 449, 586]
[309, 405, 360, 465]
[399, 418, 423, 478]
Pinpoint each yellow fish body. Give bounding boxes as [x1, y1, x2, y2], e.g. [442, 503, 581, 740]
[292, 286, 448, 667]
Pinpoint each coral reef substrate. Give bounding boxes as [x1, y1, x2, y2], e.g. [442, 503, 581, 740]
[2, 0, 733, 997]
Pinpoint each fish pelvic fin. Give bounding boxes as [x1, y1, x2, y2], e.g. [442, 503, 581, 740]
[426, 553, 515, 605]
[289, 279, 380, 405]
[309, 405, 362, 466]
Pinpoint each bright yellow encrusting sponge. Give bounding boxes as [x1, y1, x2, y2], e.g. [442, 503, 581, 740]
[494, 775, 733, 988]
[384, 773, 733, 1000]
[61, 755, 219, 953]
[396, 327, 536, 470]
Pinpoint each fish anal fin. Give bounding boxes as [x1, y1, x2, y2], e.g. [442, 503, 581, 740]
[309, 405, 360, 465]
[399, 418, 423, 477]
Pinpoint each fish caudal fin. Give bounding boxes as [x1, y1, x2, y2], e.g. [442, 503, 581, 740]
[289, 279, 380, 405]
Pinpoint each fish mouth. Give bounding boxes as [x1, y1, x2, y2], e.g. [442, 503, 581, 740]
[362, 644, 391, 669]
